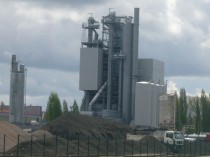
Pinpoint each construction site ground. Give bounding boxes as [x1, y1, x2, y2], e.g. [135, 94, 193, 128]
[0, 113, 210, 156]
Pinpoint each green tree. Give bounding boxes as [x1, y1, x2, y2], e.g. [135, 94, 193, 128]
[70, 100, 79, 112]
[1, 101, 4, 111]
[188, 96, 196, 125]
[44, 92, 62, 121]
[62, 100, 68, 114]
[195, 96, 201, 134]
[175, 92, 182, 130]
[200, 90, 210, 132]
[179, 88, 187, 126]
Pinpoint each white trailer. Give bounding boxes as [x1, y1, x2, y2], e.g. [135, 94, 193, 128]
[159, 94, 176, 129]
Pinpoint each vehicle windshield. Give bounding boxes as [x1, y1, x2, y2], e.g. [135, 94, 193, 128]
[174, 133, 184, 139]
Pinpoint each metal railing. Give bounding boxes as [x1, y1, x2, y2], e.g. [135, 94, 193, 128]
[0, 134, 210, 156]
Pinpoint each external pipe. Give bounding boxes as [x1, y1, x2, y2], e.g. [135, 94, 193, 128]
[131, 8, 139, 122]
[122, 22, 133, 123]
[107, 25, 113, 110]
[89, 82, 107, 111]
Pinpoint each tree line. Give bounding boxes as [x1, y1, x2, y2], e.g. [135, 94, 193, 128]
[44, 89, 210, 133]
[44, 92, 79, 121]
[176, 88, 210, 133]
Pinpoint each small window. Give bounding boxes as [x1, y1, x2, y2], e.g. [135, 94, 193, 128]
[166, 133, 173, 138]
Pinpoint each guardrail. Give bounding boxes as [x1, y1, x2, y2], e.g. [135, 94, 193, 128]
[0, 134, 210, 156]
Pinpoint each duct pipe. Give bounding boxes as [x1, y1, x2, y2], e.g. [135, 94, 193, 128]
[107, 26, 113, 110]
[89, 82, 107, 111]
[131, 8, 139, 122]
[93, 30, 99, 41]
[87, 17, 93, 46]
[122, 22, 133, 123]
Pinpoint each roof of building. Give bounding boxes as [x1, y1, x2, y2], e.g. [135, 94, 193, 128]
[24, 105, 42, 116]
[0, 104, 9, 113]
[0, 109, 9, 113]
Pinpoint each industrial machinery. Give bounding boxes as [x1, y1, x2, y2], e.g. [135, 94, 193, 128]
[79, 8, 167, 125]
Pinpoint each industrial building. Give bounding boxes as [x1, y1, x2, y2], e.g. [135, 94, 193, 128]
[79, 8, 167, 126]
[9, 55, 26, 123]
[24, 105, 42, 123]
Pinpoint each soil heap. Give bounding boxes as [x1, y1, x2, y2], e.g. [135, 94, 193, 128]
[0, 121, 30, 151]
[42, 112, 133, 139]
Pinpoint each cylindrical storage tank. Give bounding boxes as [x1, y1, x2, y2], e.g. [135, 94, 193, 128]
[16, 70, 25, 123]
[134, 82, 166, 128]
[122, 20, 133, 124]
[134, 82, 153, 127]
[9, 72, 16, 122]
[156, 84, 167, 127]
[20, 64, 25, 72]
[156, 84, 163, 124]
[12, 55, 16, 62]
[150, 83, 157, 128]
[131, 8, 140, 122]
[9, 59, 25, 123]
[11, 55, 18, 72]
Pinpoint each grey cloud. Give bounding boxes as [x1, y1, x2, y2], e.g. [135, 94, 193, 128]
[138, 0, 210, 77]
[19, 0, 110, 10]
[140, 36, 210, 77]
[17, 20, 81, 72]
[0, 2, 82, 72]
[176, 1, 210, 35]
[166, 76, 210, 94]
[2, 0, 210, 108]
[26, 67, 82, 97]
[0, 63, 10, 95]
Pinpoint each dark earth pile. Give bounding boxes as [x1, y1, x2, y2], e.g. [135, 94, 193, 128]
[5, 114, 209, 156]
[42, 112, 133, 139]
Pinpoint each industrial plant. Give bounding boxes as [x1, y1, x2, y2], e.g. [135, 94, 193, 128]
[79, 8, 172, 128]
[6, 8, 175, 130]
[9, 55, 26, 123]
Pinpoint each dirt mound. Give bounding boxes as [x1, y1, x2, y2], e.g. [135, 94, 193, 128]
[32, 130, 53, 139]
[141, 135, 158, 142]
[42, 112, 133, 139]
[6, 135, 65, 156]
[0, 121, 30, 151]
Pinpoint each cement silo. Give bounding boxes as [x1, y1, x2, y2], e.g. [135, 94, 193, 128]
[134, 82, 153, 128]
[134, 82, 166, 128]
[121, 17, 133, 123]
[9, 55, 26, 123]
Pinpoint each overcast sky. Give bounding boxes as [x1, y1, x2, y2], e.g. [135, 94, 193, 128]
[0, 0, 210, 110]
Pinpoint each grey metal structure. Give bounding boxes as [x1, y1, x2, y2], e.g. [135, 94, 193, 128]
[80, 8, 140, 124]
[79, 48, 103, 90]
[79, 8, 167, 125]
[9, 55, 26, 123]
[138, 59, 164, 84]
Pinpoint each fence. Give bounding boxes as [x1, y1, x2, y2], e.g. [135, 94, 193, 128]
[0, 134, 210, 157]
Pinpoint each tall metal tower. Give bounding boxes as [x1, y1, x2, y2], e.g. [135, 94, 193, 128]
[79, 8, 140, 124]
[9, 55, 26, 123]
